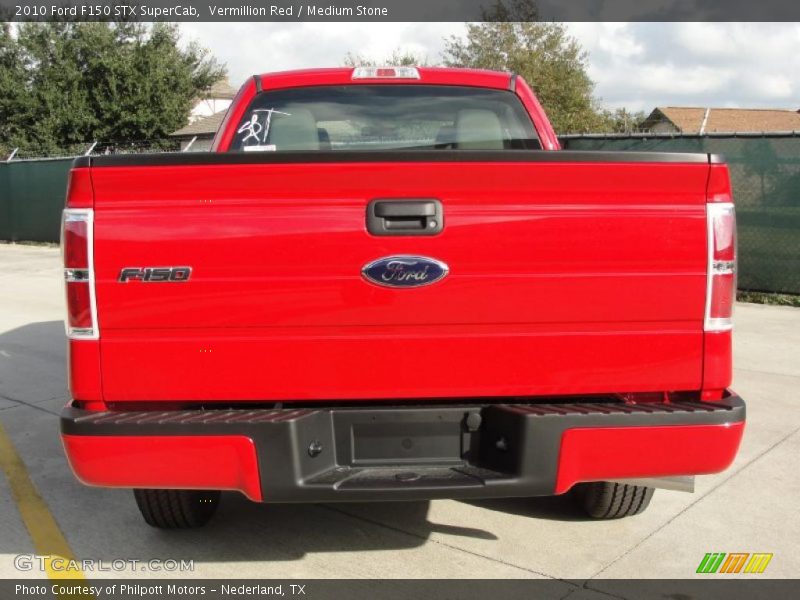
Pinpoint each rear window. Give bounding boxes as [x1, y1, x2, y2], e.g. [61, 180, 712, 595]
[228, 85, 541, 152]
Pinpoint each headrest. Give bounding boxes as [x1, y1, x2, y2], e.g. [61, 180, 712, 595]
[268, 108, 319, 150]
[455, 109, 504, 150]
[317, 127, 332, 150]
[435, 125, 457, 148]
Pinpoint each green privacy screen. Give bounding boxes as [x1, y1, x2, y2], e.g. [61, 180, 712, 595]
[563, 135, 800, 294]
[2, 139, 799, 294]
[0, 158, 73, 243]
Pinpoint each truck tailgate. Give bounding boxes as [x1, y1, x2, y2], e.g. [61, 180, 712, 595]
[89, 157, 710, 402]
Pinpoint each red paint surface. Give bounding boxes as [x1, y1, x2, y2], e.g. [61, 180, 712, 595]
[703, 331, 733, 393]
[513, 75, 560, 150]
[86, 160, 710, 401]
[67, 340, 103, 402]
[554, 421, 745, 494]
[707, 164, 733, 204]
[64, 66, 733, 408]
[65, 168, 94, 209]
[61, 434, 263, 501]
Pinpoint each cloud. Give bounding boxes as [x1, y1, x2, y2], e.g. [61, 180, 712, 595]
[179, 22, 464, 87]
[573, 23, 800, 110]
[179, 22, 800, 112]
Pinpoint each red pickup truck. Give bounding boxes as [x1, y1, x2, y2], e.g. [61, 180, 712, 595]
[60, 67, 744, 528]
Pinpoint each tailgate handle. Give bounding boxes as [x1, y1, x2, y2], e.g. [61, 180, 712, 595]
[367, 199, 443, 236]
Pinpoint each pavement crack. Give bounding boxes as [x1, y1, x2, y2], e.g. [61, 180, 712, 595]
[589, 424, 800, 580]
[320, 503, 569, 581]
[0, 393, 61, 416]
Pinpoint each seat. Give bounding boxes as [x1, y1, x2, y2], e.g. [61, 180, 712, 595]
[455, 109, 504, 150]
[317, 127, 332, 150]
[434, 125, 457, 149]
[267, 108, 319, 150]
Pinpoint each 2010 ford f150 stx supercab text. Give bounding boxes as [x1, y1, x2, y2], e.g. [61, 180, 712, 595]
[59, 67, 744, 528]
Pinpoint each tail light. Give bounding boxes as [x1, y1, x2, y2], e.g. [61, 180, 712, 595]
[352, 66, 420, 79]
[704, 202, 736, 332]
[61, 209, 98, 339]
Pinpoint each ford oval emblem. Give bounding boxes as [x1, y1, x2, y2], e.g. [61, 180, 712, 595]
[362, 255, 449, 288]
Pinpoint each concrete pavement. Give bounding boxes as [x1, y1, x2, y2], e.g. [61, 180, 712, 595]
[0, 244, 798, 584]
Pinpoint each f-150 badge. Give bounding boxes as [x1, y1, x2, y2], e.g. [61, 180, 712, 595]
[362, 256, 448, 288]
[118, 267, 192, 282]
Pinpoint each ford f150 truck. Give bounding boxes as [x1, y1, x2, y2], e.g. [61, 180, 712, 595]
[60, 67, 744, 528]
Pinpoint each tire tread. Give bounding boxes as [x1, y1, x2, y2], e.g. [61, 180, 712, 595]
[134, 489, 220, 528]
[575, 482, 654, 519]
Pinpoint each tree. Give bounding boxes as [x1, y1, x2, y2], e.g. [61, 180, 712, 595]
[596, 108, 648, 134]
[443, 16, 602, 133]
[0, 22, 225, 155]
[344, 49, 435, 68]
[0, 23, 30, 155]
[479, 0, 539, 21]
[340, 0, 644, 135]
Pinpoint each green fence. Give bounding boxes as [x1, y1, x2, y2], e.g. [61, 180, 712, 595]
[563, 134, 800, 295]
[2, 138, 799, 294]
[0, 158, 74, 242]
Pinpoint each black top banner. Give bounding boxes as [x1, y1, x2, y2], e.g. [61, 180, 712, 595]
[3, 0, 800, 22]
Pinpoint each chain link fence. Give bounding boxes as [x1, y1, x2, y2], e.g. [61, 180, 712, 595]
[3, 140, 181, 161]
[1, 140, 181, 242]
[3, 135, 799, 294]
[562, 133, 800, 295]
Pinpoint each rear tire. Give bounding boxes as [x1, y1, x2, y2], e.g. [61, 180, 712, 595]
[134, 489, 221, 528]
[573, 482, 654, 519]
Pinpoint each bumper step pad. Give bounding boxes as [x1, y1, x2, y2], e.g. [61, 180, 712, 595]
[61, 395, 745, 502]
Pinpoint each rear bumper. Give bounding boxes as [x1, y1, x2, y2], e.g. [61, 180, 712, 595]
[61, 393, 745, 503]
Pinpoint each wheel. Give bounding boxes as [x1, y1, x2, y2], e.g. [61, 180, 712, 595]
[573, 482, 654, 519]
[133, 489, 221, 528]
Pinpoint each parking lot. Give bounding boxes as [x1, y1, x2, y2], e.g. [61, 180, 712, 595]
[1, 244, 798, 583]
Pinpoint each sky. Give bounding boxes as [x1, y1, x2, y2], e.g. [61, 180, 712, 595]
[179, 22, 800, 113]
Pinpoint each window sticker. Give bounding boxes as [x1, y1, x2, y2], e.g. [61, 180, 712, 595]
[237, 108, 291, 149]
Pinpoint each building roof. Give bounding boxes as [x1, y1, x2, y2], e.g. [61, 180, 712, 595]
[170, 110, 227, 138]
[202, 78, 238, 100]
[644, 107, 800, 133]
